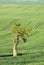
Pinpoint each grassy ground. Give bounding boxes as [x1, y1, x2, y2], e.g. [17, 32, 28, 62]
[0, 4, 44, 65]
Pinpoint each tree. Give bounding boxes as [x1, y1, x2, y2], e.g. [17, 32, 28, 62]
[11, 22, 32, 56]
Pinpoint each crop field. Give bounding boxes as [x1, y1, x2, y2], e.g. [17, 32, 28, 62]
[0, 5, 44, 65]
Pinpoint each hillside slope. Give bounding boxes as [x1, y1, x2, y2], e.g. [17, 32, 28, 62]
[0, 5, 44, 65]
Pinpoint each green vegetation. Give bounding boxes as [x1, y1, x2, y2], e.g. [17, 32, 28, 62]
[0, 5, 44, 65]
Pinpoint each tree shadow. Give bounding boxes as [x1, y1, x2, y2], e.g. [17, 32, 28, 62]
[0, 54, 13, 57]
[17, 53, 23, 56]
[0, 53, 23, 57]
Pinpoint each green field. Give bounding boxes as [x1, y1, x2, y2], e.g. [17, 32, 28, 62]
[0, 5, 44, 65]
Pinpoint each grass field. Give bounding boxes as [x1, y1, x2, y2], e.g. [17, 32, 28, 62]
[0, 4, 44, 65]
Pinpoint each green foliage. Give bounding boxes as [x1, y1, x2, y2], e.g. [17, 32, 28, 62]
[11, 22, 32, 35]
[11, 22, 32, 42]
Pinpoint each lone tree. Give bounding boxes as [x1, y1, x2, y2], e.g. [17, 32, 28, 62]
[11, 22, 32, 56]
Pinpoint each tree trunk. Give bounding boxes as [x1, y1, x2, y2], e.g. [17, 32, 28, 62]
[13, 40, 17, 56]
[13, 35, 20, 56]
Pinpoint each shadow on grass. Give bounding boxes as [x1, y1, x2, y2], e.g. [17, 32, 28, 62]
[0, 53, 24, 57]
[0, 54, 13, 57]
[0, 52, 44, 57]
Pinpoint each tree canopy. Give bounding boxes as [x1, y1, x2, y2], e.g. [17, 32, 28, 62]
[11, 22, 32, 42]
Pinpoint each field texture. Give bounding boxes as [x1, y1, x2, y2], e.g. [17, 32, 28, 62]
[0, 5, 44, 65]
